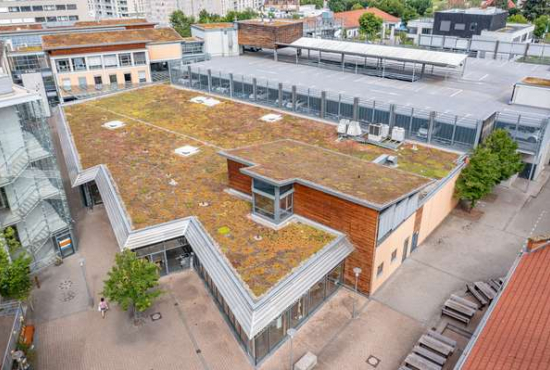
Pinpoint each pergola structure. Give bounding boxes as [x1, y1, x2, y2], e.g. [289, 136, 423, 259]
[275, 37, 469, 82]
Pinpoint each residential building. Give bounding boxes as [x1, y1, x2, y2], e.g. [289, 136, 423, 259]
[42, 27, 193, 101]
[0, 19, 157, 106]
[433, 7, 508, 39]
[456, 236, 550, 369]
[54, 82, 464, 365]
[333, 7, 400, 40]
[88, 0, 145, 19]
[477, 22, 534, 43]
[0, 74, 75, 268]
[191, 23, 238, 57]
[264, 0, 299, 12]
[481, 0, 515, 10]
[406, 18, 434, 44]
[0, 0, 91, 26]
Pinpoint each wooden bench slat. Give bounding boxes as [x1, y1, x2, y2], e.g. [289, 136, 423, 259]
[467, 284, 488, 306]
[450, 294, 479, 311]
[442, 308, 471, 325]
[419, 335, 454, 357]
[488, 279, 501, 292]
[405, 353, 442, 370]
[475, 282, 497, 300]
[427, 329, 457, 349]
[444, 299, 476, 317]
[413, 345, 447, 366]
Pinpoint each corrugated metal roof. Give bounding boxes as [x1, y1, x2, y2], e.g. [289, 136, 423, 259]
[53, 107, 353, 339]
[286, 37, 468, 68]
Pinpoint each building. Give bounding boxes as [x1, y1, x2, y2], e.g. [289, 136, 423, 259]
[264, 0, 299, 12]
[42, 27, 194, 101]
[481, 0, 515, 10]
[477, 22, 534, 43]
[333, 7, 400, 40]
[433, 7, 508, 39]
[191, 23, 238, 57]
[88, 0, 145, 19]
[0, 0, 91, 26]
[238, 19, 303, 50]
[0, 74, 75, 268]
[0, 19, 158, 106]
[406, 18, 434, 44]
[455, 236, 550, 369]
[54, 82, 464, 365]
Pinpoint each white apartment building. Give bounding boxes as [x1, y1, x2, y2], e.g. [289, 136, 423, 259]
[89, 0, 145, 19]
[0, 0, 91, 25]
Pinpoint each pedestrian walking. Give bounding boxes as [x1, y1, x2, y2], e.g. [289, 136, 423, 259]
[98, 297, 109, 318]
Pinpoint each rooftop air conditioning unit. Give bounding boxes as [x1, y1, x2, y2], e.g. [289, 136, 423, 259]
[368, 123, 383, 142]
[387, 155, 398, 167]
[380, 124, 390, 139]
[337, 119, 349, 136]
[391, 127, 405, 142]
[347, 121, 362, 137]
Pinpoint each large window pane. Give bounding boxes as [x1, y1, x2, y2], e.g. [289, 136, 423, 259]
[71, 57, 86, 71]
[254, 193, 275, 219]
[133, 51, 146, 65]
[308, 278, 326, 313]
[326, 264, 343, 297]
[290, 296, 307, 328]
[268, 313, 288, 351]
[104, 54, 118, 68]
[118, 53, 132, 66]
[254, 328, 269, 361]
[88, 56, 102, 70]
[253, 179, 275, 195]
[56, 59, 71, 72]
[279, 192, 293, 220]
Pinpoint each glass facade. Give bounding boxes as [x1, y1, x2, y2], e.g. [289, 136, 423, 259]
[135, 237, 192, 276]
[252, 179, 294, 224]
[194, 256, 344, 365]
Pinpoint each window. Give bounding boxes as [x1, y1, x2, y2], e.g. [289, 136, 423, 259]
[377, 263, 384, 277]
[454, 23, 465, 31]
[94, 75, 103, 88]
[138, 70, 146, 83]
[104, 54, 117, 68]
[326, 264, 343, 297]
[35, 17, 46, 22]
[56, 59, 71, 72]
[391, 249, 397, 263]
[20, 6, 31, 12]
[9, 7, 20, 12]
[56, 4, 66, 10]
[67, 4, 77, 9]
[252, 179, 294, 223]
[62, 78, 71, 90]
[253, 179, 275, 195]
[124, 73, 132, 83]
[72, 57, 86, 71]
[133, 52, 146, 65]
[279, 192, 293, 221]
[32, 5, 43, 11]
[254, 193, 275, 219]
[469, 23, 477, 31]
[268, 314, 287, 351]
[308, 278, 326, 313]
[87, 56, 102, 70]
[69, 15, 78, 21]
[118, 53, 132, 66]
[44, 5, 56, 11]
[78, 76, 87, 88]
[0, 188, 9, 209]
[109, 74, 117, 84]
[46, 16, 57, 22]
[290, 295, 307, 328]
[439, 20, 451, 32]
[254, 328, 269, 361]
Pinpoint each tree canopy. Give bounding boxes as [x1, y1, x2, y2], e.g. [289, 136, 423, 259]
[522, 0, 550, 21]
[0, 227, 32, 301]
[170, 9, 257, 37]
[483, 129, 524, 181]
[369, 0, 419, 22]
[102, 250, 162, 317]
[508, 14, 529, 24]
[534, 15, 549, 38]
[359, 12, 384, 40]
[170, 10, 195, 37]
[456, 147, 501, 208]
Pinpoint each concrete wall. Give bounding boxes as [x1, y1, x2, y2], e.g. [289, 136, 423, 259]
[147, 43, 182, 62]
[192, 27, 239, 57]
[512, 84, 550, 110]
[371, 213, 415, 292]
[55, 66, 151, 87]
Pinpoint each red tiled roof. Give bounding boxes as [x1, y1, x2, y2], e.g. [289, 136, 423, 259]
[334, 7, 400, 29]
[482, 0, 516, 9]
[462, 245, 550, 370]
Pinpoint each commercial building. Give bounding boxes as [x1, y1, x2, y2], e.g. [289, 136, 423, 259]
[333, 7, 400, 40]
[477, 22, 534, 43]
[0, 0, 91, 26]
[0, 74, 75, 268]
[42, 27, 191, 101]
[54, 82, 464, 364]
[433, 7, 508, 39]
[191, 23, 238, 57]
[0, 19, 158, 106]
[456, 236, 550, 369]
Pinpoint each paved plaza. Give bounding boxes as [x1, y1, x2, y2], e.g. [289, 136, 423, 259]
[30, 172, 550, 370]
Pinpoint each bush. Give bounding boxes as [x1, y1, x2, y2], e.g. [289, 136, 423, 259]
[483, 129, 524, 181]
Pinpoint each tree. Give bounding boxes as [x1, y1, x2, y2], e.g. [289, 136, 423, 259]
[406, 0, 432, 16]
[352, 3, 364, 9]
[483, 129, 524, 181]
[494, 0, 510, 9]
[508, 14, 528, 23]
[456, 147, 501, 209]
[370, 0, 419, 22]
[522, 0, 550, 21]
[170, 10, 195, 37]
[328, 0, 348, 12]
[359, 12, 383, 40]
[301, 0, 324, 8]
[534, 15, 550, 38]
[0, 228, 32, 301]
[102, 250, 162, 321]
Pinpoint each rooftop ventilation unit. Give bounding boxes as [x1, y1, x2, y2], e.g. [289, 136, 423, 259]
[174, 145, 200, 157]
[190, 96, 220, 107]
[380, 124, 390, 139]
[391, 127, 405, 142]
[0, 74, 14, 95]
[368, 123, 383, 142]
[102, 120, 125, 130]
[261, 113, 282, 123]
[337, 119, 349, 136]
[347, 121, 362, 137]
[386, 155, 398, 167]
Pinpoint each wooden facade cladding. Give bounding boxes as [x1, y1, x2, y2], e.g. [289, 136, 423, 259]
[293, 183, 379, 295]
[237, 22, 303, 49]
[414, 205, 423, 233]
[227, 160, 252, 195]
[48, 43, 146, 56]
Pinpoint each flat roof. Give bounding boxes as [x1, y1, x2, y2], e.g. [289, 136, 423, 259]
[192, 22, 235, 30]
[438, 7, 506, 15]
[521, 77, 550, 88]
[42, 28, 182, 50]
[193, 54, 550, 119]
[221, 140, 431, 208]
[62, 84, 457, 296]
[285, 37, 468, 68]
[238, 19, 303, 27]
[0, 19, 154, 34]
[461, 244, 550, 369]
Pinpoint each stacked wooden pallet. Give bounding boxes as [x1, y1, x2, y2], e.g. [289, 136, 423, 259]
[399, 330, 457, 370]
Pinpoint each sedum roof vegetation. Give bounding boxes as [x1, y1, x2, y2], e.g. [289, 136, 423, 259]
[64, 84, 458, 297]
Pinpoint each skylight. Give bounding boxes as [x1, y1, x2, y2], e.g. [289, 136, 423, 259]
[190, 96, 221, 107]
[174, 145, 200, 157]
[102, 120, 125, 130]
[260, 114, 282, 123]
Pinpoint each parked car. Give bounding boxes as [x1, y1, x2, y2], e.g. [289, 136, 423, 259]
[507, 125, 540, 143]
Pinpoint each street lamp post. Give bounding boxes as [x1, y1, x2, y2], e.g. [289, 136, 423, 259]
[79, 258, 93, 308]
[352, 267, 362, 319]
[287, 328, 297, 370]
